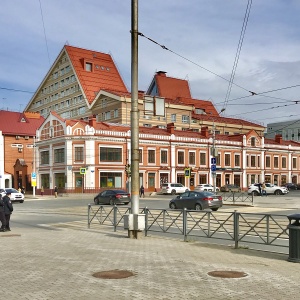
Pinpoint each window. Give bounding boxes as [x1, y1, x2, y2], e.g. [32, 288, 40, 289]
[40, 151, 49, 165]
[225, 154, 230, 166]
[114, 109, 118, 118]
[274, 157, 279, 168]
[182, 115, 189, 123]
[161, 150, 167, 164]
[216, 153, 221, 165]
[251, 137, 256, 146]
[148, 149, 155, 163]
[139, 149, 143, 163]
[86, 62, 92, 71]
[266, 156, 271, 168]
[54, 148, 65, 163]
[189, 152, 195, 165]
[104, 111, 111, 120]
[171, 114, 176, 122]
[234, 154, 240, 167]
[293, 157, 297, 169]
[282, 157, 287, 168]
[74, 147, 84, 162]
[200, 153, 206, 165]
[178, 151, 184, 164]
[100, 147, 122, 162]
[251, 156, 256, 167]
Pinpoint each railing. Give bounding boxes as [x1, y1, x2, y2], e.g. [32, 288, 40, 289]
[218, 192, 254, 205]
[87, 204, 289, 252]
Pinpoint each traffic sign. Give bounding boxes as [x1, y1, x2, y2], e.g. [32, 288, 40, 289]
[80, 168, 86, 175]
[31, 172, 36, 179]
[211, 165, 216, 172]
[211, 157, 216, 165]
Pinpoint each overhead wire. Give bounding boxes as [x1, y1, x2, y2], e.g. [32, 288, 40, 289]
[222, 0, 252, 112]
[39, 0, 51, 66]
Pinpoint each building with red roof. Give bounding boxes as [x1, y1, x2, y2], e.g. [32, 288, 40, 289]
[25, 45, 264, 137]
[0, 110, 44, 189]
[33, 112, 300, 194]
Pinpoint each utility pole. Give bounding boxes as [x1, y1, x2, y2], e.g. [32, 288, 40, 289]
[124, 0, 145, 239]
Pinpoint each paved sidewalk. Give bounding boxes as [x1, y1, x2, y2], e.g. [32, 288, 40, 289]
[1, 216, 300, 299]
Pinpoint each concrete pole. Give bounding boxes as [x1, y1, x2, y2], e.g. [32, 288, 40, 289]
[127, 0, 144, 238]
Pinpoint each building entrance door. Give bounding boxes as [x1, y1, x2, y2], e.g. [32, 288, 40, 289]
[148, 173, 155, 192]
[75, 173, 84, 193]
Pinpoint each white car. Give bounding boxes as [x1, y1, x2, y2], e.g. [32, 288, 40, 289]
[0, 188, 25, 203]
[161, 183, 189, 195]
[248, 183, 289, 195]
[194, 184, 219, 192]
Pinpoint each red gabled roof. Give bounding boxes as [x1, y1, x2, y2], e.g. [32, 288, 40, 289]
[0, 110, 44, 135]
[65, 45, 128, 104]
[154, 71, 192, 99]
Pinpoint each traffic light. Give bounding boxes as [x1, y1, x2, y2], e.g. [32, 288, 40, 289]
[184, 168, 191, 177]
[125, 164, 131, 176]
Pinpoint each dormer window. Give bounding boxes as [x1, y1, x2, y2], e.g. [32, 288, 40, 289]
[251, 137, 256, 146]
[85, 62, 92, 72]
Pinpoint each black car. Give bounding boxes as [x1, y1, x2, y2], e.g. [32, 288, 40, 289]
[94, 189, 131, 205]
[284, 183, 298, 190]
[169, 191, 222, 211]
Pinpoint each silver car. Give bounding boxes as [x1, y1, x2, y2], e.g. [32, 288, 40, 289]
[161, 183, 189, 195]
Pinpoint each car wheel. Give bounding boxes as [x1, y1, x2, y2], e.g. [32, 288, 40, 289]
[109, 199, 115, 205]
[211, 208, 218, 211]
[274, 190, 282, 195]
[171, 189, 176, 195]
[195, 204, 202, 210]
[20, 200, 24, 203]
[94, 198, 99, 205]
[169, 203, 176, 209]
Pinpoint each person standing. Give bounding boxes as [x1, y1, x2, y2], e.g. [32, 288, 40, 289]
[3, 192, 13, 231]
[54, 186, 58, 198]
[139, 185, 145, 198]
[41, 186, 44, 196]
[262, 182, 267, 196]
[0, 195, 6, 231]
[257, 182, 262, 196]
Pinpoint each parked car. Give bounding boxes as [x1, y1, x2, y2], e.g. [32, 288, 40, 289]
[247, 183, 289, 195]
[194, 184, 219, 192]
[161, 183, 189, 195]
[94, 189, 130, 205]
[0, 188, 24, 203]
[220, 184, 241, 192]
[169, 191, 222, 211]
[284, 183, 298, 190]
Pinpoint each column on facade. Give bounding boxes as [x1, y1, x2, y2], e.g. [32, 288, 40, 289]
[85, 139, 95, 188]
[170, 136, 176, 183]
[288, 146, 292, 182]
[260, 137, 265, 182]
[66, 139, 73, 189]
[242, 135, 247, 188]
[208, 137, 213, 185]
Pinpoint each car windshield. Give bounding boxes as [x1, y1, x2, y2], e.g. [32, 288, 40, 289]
[6, 188, 18, 193]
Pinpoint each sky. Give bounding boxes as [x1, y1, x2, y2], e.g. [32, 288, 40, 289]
[1, 0, 300, 127]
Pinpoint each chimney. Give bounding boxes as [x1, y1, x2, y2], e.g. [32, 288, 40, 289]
[89, 115, 97, 127]
[201, 126, 209, 138]
[275, 134, 283, 144]
[156, 71, 167, 77]
[167, 122, 175, 134]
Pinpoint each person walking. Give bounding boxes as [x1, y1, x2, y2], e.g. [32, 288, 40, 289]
[257, 182, 262, 196]
[139, 185, 145, 198]
[3, 192, 13, 231]
[0, 195, 6, 231]
[54, 186, 58, 198]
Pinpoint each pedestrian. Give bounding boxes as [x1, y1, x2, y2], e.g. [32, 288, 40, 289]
[257, 182, 262, 196]
[140, 185, 145, 198]
[41, 186, 44, 196]
[21, 186, 25, 195]
[3, 192, 13, 231]
[0, 195, 6, 231]
[18, 187, 21, 193]
[262, 182, 267, 196]
[54, 186, 58, 198]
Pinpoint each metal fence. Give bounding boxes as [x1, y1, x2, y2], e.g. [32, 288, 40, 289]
[87, 204, 289, 252]
[218, 192, 254, 205]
